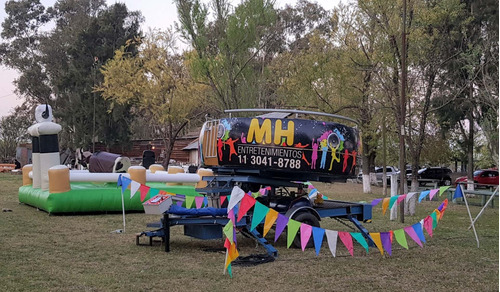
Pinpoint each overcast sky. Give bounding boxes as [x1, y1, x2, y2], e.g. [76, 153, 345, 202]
[0, 0, 341, 118]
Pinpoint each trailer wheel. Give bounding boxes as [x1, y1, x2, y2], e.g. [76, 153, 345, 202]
[292, 212, 320, 249]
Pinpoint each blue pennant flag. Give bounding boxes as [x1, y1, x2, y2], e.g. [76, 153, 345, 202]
[453, 186, 463, 199]
[117, 174, 122, 186]
[312, 226, 325, 256]
[418, 190, 430, 203]
[412, 222, 426, 244]
[120, 176, 131, 193]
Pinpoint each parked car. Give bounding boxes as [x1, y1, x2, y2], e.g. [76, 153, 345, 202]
[375, 166, 399, 184]
[408, 167, 453, 186]
[455, 169, 499, 186]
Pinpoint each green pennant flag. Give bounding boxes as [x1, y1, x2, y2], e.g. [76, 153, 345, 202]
[223, 221, 234, 243]
[388, 196, 399, 210]
[431, 212, 438, 229]
[250, 201, 269, 231]
[393, 229, 408, 249]
[350, 232, 369, 253]
[185, 195, 195, 209]
[148, 188, 160, 201]
[439, 186, 450, 196]
[287, 219, 301, 248]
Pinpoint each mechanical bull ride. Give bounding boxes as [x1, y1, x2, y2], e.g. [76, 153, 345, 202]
[138, 109, 373, 256]
[18, 105, 204, 214]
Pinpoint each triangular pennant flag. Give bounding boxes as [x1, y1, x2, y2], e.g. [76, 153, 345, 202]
[404, 226, 423, 247]
[382, 197, 390, 215]
[439, 186, 450, 196]
[287, 219, 301, 248]
[148, 188, 159, 200]
[220, 195, 227, 205]
[394, 229, 408, 249]
[406, 192, 418, 201]
[350, 233, 369, 253]
[418, 190, 430, 203]
[227, 186, 245, 212]
[380, 232, 392, 256]
[369, 232, 384, 255]
[223, 221, 234, 243]
[325, 230, 338, 257]
[300, 224, 313, 251]
[130, 181, 141, 199]
[389, 196, 399, 210]
[397, 194, 407, 205]
[117, 174, 123, 186]
[250, 201, 269, 231]
[338, 231, 354, 256]
[423, 216, 433, 237]
[228, 242, 239, 263]
[263, 209, 279, 237]
[139, 185, 150, 202]
[428, 189, 439, 201]
[237, 195, 256, 222]
[431, 210, 439, 229]
[120, 176, 131, 193]
[228, 208, 236, 225]
[203, 196, 208, 207]
[371, 198, 383, 206]
[413, 222, 426, 243]
[274, 214, 289, 242]
[195, 196, 204, 209]
[227, 263, 232, 278]
[185, 195, 195, 209]
[453, 186, 463, 199]
[312, 227, 325, 256]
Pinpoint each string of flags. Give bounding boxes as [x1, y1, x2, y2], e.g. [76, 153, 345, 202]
[222, 186, 456, 277]
[115, 175, 460, 278]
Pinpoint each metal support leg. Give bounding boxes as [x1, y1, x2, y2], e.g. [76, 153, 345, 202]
[163, 213, 170, 252]
[349, 216, 374, 247]
[240, 227, 278, 258]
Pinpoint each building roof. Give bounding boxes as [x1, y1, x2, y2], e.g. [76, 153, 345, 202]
[183, 138, 199, 151]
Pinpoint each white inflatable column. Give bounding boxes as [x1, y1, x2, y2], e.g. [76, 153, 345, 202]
[29, 134, 41, 188]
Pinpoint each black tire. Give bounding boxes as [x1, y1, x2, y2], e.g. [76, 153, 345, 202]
[291, 212, 320, 249]
[442, 178, 451, 186]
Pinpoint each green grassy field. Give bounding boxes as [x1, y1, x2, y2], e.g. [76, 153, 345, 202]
[0, 173, 498, 291]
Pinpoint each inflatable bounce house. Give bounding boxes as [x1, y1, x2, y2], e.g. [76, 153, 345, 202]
[18, 104, 208, 214]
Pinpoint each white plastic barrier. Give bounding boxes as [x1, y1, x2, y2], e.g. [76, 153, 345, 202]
[68, 170, 200, 183]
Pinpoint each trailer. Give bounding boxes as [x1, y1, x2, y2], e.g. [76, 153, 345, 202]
[137, 109, 373, 257]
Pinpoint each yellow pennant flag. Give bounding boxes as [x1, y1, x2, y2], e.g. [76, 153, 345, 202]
[369, 232, 384, 255]
[382, 197, 390, 215]
[263, 209, 279, 237]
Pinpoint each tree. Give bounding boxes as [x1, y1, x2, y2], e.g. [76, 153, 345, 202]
[0, 105, 32, 161]
[98, 30, 210, 167]
[175, 0, 278, 110]
[1, 0, 143, 150]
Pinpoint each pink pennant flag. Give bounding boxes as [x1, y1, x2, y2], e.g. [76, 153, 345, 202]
[139, 185, 150, 202]
[227, 208, 236, 225]
[300, 224, 313, 251]
[423, 216, 433, 237]
[428, 189, 439, 201]
[338, 231, 354, 256]
[236, 195, 256, 222]
[396, 194, 407, 205]
[404, 226, 423, 247]
[195, 196, 204, 209]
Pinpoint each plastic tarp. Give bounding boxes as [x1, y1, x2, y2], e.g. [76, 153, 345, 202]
[168, 204, 227, 216]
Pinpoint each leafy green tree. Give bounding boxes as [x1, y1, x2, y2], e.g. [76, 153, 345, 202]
[175, 0, 277, 110]
[98, 31, 210, 167]
[0, 105, 32, 160]
[1, 0, 143, 150]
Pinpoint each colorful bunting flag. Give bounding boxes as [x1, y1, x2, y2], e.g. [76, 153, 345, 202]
[195, 196, 204, 209]
[223, 221, 234, 243]
[250, 201, 269, 231]
[431, 210, 439, 229]
[274, 214, 289, 242]
[149, 188, 160, 199]
[382, 197, 390, 215]
[300, 224, 313, 251]
[423, 216, 433, 237]
[237, 195, 256, 222]
[413, 221, 426, 244]
[338, 231, 354, 256]
[220, 195, 227, 205]
[418, 190, 430, 203]
[439, 186, 450, 196]
[287, 219, 301, 248]
[380, 232, 392, 256]
[227, 186, 245, 212]
[389, 196, 399, 210]
[371, 198, 383, 206]
[203, 196, 209, 207]
[396, 194, 407, 205]
[263, 209, 279, 237]
[453, 186, 463, 199]
[312, 227, 325, 256]
[393, 229, 408, 249]
[130, 181, 141, 199]
[120, 176, 131, 193]
[404, 226, 423, 247]
[117, 174, 122, 186]
[351, 233, 369, 253]
[369, 232, 384, 255]
[139, 185, 150, 202]
[428, 189, 439, 201]
[325, 230, 338, 257]
[185, 195, 195, 209]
